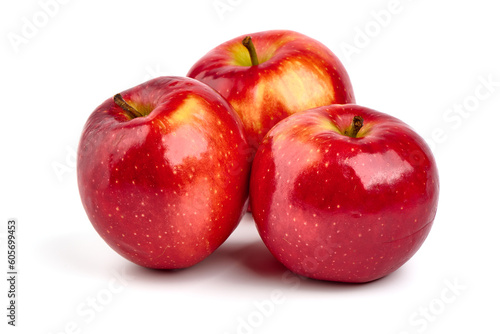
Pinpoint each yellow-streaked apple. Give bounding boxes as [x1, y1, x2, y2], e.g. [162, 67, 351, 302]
[188, 30, 355, 154]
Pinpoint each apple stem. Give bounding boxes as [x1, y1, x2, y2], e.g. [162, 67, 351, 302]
[242, 36, 259, 66]
[114, 94, 142, 119]
[345, 116, 364, 138]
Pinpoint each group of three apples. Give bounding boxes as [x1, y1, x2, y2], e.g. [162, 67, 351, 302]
[77, 30, 439, 283]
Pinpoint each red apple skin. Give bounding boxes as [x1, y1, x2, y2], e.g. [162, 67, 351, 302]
[77, 77, 251, 269]
[187, 30, 355, 153]
[250, 104, 439, 283]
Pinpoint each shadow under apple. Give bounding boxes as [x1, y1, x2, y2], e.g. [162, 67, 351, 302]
[38, 218, 413, 294]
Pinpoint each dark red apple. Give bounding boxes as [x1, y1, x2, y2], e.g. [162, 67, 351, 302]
[250, 104, 439, 283]
[187, 30, 355, 154]
[77, 77, 251, 269]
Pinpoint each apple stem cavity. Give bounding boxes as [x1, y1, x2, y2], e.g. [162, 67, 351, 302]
[242, 36, 259, 66]
[114, 94, 142, 119]
[345, 116, 364, 138]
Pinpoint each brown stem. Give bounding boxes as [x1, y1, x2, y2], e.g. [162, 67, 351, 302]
[344, 116, 364, 138]
[242, 36, 259, 66]
[114, 94, 142, 119]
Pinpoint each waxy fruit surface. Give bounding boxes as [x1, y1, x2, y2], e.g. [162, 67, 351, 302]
[78, 77, 251, 269]
[250, 104, 439, 283]
[188, 30, 355, 153]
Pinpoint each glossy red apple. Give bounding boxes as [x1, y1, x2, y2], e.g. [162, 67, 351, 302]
[250, 104, 439, 283]
[187, 30, 355, 154]
[77, 76, 251, 269]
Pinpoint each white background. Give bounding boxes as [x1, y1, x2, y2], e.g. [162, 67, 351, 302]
[1, 0, 499, 333]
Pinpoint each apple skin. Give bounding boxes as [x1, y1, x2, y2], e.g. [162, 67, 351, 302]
[77, 77, 251, 269]
[187, 30, 355, 153]
[250, 104, 439, 283]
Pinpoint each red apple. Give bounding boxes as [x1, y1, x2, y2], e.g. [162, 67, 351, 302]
[77, 76, 251, 269]
[250, 104, 439, 283]
[187, 30, 355, 154]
